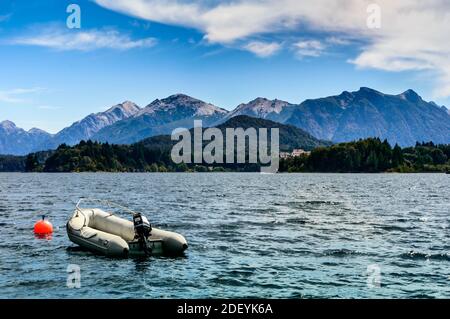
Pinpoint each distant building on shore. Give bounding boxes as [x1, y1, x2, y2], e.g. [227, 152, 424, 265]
[280, 152, 291, 159]
[292, 149, 310, 157]
[280, 149, 311, 159]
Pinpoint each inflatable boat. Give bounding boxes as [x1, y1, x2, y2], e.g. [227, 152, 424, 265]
[67, 199, 188, 257]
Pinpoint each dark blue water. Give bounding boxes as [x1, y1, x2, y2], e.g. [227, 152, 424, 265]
[0, 173, 449, 298]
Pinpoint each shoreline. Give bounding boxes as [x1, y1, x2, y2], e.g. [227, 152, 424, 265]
[0, 171, 448, 174]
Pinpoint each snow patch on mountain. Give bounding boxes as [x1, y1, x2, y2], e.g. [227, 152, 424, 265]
[229, 97, 291, 118]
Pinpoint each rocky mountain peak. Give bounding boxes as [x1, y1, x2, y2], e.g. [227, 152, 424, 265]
[139, 94, 227, 116]
[336, 91, 355, 108]
[0, 120, 17, 131]
[105, 101, 140, 116]
[356, 87, 385, 96]
[28, 127, 51, 135]
[399, 89, 422, 103]
[233, 97, 291, 116]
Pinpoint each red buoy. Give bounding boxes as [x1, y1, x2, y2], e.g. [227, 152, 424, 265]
[34, 215, 53, 235]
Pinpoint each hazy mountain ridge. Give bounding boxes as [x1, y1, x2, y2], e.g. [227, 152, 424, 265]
[51, 101, 140, 147]
[92, 94, 229, 144]
[1, 88, 449, 155]
[285, 88, 450, 146]
[0, 120, 53, 155]
[0, 101, 140, 155]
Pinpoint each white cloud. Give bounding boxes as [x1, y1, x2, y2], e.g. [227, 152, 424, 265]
[9, 26, 157, 51]
[93, 0, 371, 44]
[294, 40, 326, 58]
[326, 36, 351, 46]
[93, 0, 450, 97]
[243, 41, 281, 57]
[0, 87, 45, 103]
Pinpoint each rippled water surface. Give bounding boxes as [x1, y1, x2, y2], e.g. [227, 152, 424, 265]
[0, 173, 449, 298]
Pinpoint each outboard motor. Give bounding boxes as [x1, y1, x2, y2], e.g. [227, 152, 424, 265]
[133, 213, 152, 255]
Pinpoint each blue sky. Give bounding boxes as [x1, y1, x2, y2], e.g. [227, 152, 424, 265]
[1, 0, 449, 133]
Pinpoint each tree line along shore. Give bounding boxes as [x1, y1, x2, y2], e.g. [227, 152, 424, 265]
[1, 138, 449, 173]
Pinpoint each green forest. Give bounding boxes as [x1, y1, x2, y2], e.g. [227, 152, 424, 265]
[280, 138, 450, 173]
[18, 138, 450, 173]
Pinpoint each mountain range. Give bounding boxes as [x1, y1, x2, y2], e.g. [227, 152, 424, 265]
[93, 94, 228, 145]
[0, 101, 140, 155]
[0, 121, 52, 156]
[1, 88, 449, 155]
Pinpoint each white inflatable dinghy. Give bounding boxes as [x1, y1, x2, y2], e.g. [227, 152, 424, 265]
[66, 199, 188, 257]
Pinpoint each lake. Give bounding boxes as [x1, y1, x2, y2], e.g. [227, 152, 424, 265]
[0, 173, 449, 298]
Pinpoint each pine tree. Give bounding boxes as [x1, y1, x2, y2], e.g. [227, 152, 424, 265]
[25, 154, 38, 172]
[392, 144, 404, 167]
[366, 151, 379, 172]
